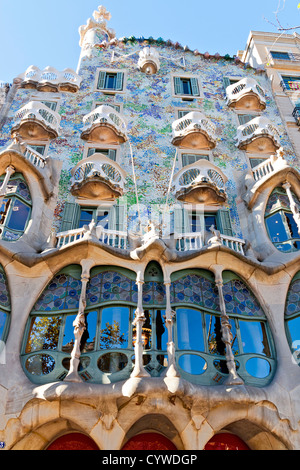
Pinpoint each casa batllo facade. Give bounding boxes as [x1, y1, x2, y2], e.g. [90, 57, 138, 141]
[0, 6, 300, 450]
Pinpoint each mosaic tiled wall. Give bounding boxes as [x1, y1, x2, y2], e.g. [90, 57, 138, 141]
[0, 33, 298, 238]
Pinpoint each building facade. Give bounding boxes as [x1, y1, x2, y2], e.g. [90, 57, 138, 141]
[0, 7, 300, 450]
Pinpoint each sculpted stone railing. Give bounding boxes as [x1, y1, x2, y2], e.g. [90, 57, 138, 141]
[18, 65, 82, 93]
[81, 105, 127, 144]
[56, 226, 129, 249]
[171, 111, 217, 149]
[226, 77, 266, 110]
[11, 101, 61, 140]
[236, 116, 281, 152]
[70, 153, 126, 199]
[173, 159, 227, 204]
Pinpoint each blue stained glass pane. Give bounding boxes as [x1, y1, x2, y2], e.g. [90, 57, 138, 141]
[0, 310, 7, 340]
[177, 308, 204, 351]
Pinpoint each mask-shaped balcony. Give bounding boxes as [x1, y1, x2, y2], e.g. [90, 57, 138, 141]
[236, 116, 281, 153]
[173, 160, 227, 204]
[138, 47, 160, 75]
[80, 105, 127, 145]
[18, 66, 82, 93]
[70, 153, 127, 200]
[226, 77, 266, 111]
[11, 101, 61, 141]
[171, 112, 217, 149]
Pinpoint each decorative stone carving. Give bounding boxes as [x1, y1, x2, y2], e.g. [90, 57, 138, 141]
[138, 47, 160, 75]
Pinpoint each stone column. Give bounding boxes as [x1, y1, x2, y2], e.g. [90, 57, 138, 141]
[65, 260, 94, 383]
[0, 165, 15, 196]
[282, 181, 300, 236]
[163, 279, 179, 377]
[213, 266, 244, 386]
[131, 270, 150, 378]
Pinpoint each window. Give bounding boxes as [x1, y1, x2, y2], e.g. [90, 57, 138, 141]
[248, 155, 268, 169]
[0, 265, 11, 344]
[265, 187, 300, 253]
[237, 114, 257, 125]
[41, 100, 58, 111]
[285, 271, 300, 368]
[94, 102, 121, 113]
[0, 173, 32, 241]
[181, 153, 209, 167]
[97, 70, 124, 92]
[87, 147, 117, 161]
[173, 75, 200, 98]
[190, 211, 217, 233]
[271, 51, 293, 60]
[172, 269, 275, 385]
[26, 144, 46, 156]
[78, 207, 109, 229]
[281, 76, 300, 91]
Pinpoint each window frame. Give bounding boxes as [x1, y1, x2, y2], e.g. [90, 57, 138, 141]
[95, 68, 127, 94]
[171, 73, 203, 100]
[83, 142, 121, 164]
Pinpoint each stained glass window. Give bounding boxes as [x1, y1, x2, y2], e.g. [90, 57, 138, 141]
[285, 272, 300, 367]
[0, 265, 10, 342]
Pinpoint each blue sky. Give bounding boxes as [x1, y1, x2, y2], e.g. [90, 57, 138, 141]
[0, 0, 300, 83]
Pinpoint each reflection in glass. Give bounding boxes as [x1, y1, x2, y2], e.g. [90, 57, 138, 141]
[177, 308, 204, 351]
[81, 310, 97, 352]
[7, 199, 30, 231]
[99, 306, 129, 349]
[246, 357, 270, 378]
[98, 352, 128, 373]
[156, 309, 167, 350]
[25, 354, 55, 375]
[286, 316, 300, 365]
[206, 314, 238, 356]
[62, 314, 76, 353]
[239, 320, 270, 356]
[0, 310, 7, 340]
[178, 354, 206, 375]
[26, 316, 62, 352]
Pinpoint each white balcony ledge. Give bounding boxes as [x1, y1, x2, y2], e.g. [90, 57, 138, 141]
[171, 112, 217, 149]
[175, 231, 245, 255]
[226, 77, 266, 111]
[81, 105, 127, 144]
[173, 160, 227, 204]
[11, 101, 61, 141]
[70, 153, 127, 199]
[236, 116, 281, 153]
[18, 66, 82, 93]
[244, 148, 300, 209]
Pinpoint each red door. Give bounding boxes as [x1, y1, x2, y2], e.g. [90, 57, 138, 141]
[47, 433, 99, 450]
[122, 433, 177, 450]
[205, 433, 250, 450]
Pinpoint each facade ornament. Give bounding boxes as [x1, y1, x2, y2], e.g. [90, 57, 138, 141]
[207, 225, 222, 247]
[65, 260, 94, 382]
[212, 266, 244, 386]
[138, 47, 160, 75]
[79, 5, 116, 48]
[131, 270, 150, 378]
[163, 279, 180, 377]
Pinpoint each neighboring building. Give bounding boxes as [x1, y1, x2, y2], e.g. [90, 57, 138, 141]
[238, 30, 300, 161]
[0, 6, 300, 450]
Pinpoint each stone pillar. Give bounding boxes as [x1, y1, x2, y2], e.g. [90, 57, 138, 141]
[131, 270, 150, 378]
[0, 165, 15, 196]
[213, 266, 244, 386]
[163, 279, 179, 377]
[282, 181, 300, 236]
[65, 260, 94, 383]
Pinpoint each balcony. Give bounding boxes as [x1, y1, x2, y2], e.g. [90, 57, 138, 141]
[70, 153, 127, 199]
[11, 101, 61, 141]
[80, 105, 127, 145]
[243, 148, 300, 209]
[226, 77, 266, 111]
[173, 160, 227, 204]
[236, 116, 281, 153]
[175, 231, 245, 255]
[171, 112, 217, 149]
[18, 66, 82, 93]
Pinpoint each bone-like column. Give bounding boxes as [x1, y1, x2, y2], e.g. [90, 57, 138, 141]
[282, 181, 300, 236]
[163, 279, 179, 377]
[64, 260, 93, 382]
[0, 165, 15, 197]
[131, 270, 150, 378]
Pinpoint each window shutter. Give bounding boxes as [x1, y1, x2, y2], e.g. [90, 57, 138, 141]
[97, 71, 106, 90]
[173, 204, 183, 234]
[223, 77, 231, 89]
[216, 208, 233, 236]
[108, 206, 116, 230]
[190, 77, 200, 96]
[108, 149, 117, 161]
[60, 202, 80, 232]
[174, 77, 183, 95]
[115, 72, 124, 91]
[238, 114, 255, 125]
[116, 203, 127, 232]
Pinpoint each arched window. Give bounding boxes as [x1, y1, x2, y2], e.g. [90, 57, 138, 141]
[46, 433, 99, 450]
[0, 265, 11, 344]
[285, 271, 300, 366]
[0, 173, 32, 241]
[265, 187, 300, 253]
[122, 433, 177, 450]
[172, 269, 276, 386]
